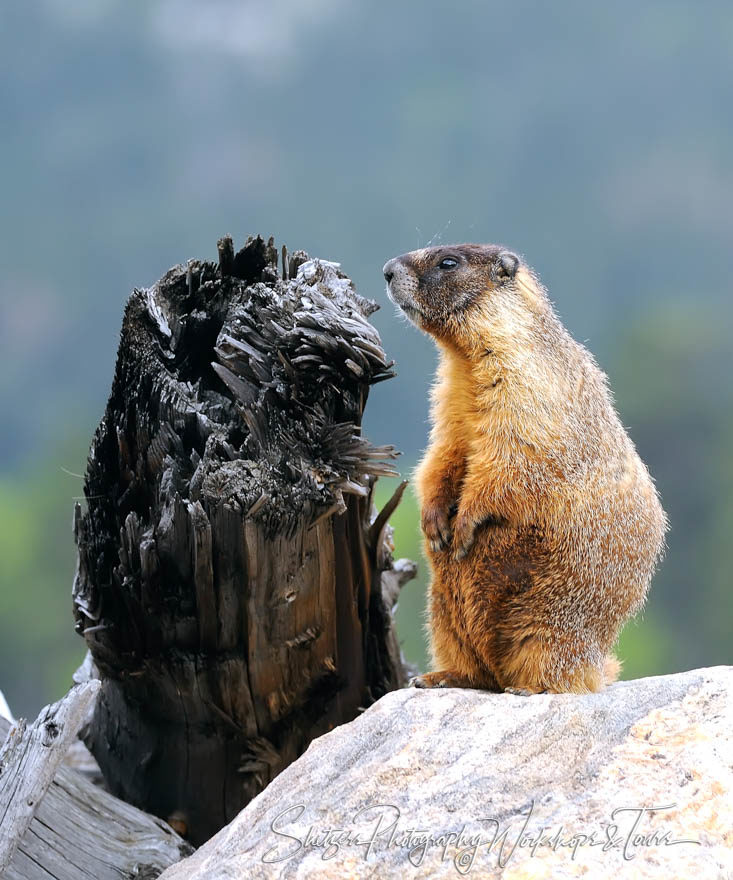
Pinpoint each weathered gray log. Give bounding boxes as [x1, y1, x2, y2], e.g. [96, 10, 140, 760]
[0, 685, 190, 879]
[0, 682, 99, 873]
[73, 235, 415, 845]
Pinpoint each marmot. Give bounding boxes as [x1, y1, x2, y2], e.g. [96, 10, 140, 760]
[383, 244, 667, 694]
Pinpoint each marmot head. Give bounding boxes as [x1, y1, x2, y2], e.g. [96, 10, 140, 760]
[383, 244, 546, 353]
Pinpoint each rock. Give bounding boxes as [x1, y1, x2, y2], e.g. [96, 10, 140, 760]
[160, 667, 732, 879]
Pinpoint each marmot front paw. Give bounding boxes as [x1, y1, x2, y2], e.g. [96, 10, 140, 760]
[421, 502, 456, 552]
[452, 513, 478, 559]
[453, 511, 503, 559]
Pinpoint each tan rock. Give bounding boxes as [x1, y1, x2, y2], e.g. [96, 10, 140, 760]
[160, 667, 733, 879]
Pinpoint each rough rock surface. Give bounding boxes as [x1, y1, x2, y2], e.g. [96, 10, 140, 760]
[160, 666, 732, 879]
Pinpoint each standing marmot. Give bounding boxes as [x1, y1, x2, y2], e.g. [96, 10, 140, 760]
[383, 244, 667, 694]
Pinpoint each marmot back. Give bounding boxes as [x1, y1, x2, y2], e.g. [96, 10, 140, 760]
[383, 243, 667, 694]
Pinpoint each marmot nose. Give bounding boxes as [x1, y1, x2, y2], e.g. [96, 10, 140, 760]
[383, 258, 397, 284]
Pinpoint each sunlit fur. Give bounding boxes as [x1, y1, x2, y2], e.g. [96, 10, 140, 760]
[384, 244, 668, 694]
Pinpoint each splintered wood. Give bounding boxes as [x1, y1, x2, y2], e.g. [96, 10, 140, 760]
[72, 235, 415, 845]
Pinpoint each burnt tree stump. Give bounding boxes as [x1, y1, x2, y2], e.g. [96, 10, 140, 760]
[73, 235, 415, 845]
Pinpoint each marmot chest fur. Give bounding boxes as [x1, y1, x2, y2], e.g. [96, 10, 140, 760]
[383, 243, 667, 694]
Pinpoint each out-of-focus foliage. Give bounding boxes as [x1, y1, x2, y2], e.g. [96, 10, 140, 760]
[0, 433, 88, 712]
[0, 0, 731, 716]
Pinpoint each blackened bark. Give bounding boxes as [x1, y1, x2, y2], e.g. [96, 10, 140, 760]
[73, 235, 415, 845]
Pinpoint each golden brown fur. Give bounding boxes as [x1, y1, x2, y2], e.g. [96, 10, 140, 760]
[383, 244, 667, 694]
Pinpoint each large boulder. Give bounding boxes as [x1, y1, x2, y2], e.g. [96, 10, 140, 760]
[160, 666, 732, 879]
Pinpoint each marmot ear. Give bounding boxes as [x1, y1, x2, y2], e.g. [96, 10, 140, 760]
[496, 251, 519, 280]
[497, 251, 519, 280]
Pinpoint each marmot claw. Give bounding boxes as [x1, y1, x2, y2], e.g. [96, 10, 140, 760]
[421, 505, 453, 552]
[452, 515, 477, 559]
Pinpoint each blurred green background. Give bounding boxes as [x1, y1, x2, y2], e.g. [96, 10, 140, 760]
[1, 1, 731, 718]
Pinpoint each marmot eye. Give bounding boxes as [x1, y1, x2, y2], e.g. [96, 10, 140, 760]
[439, 258, 458, 270]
